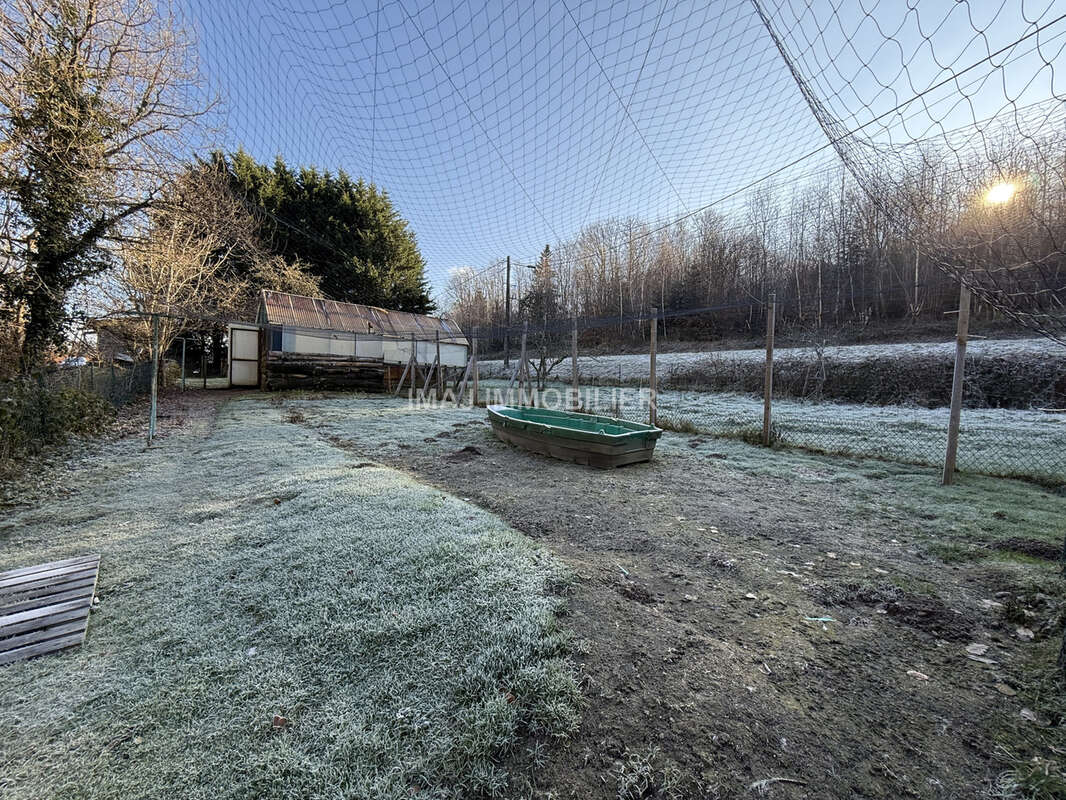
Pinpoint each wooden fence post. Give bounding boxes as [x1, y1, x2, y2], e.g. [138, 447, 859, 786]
[148, 313, 159, 445]
[649, 308, 657, 426]
[518, 321, 528, 405]
[762, 292, 776, 446]
[180, 337, 186, 392]
[571, 315, 580, 410]
[943, 282, 971, 484]
[472, 326, 479, 406]
[435, 331, 443, 400]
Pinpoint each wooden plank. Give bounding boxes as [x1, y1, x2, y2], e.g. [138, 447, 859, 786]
[0, 584, 96, 616]
[0, 563, 99, 597]
[454, 355, 473, 405]
[0, 633, 88, 666]
[0, 555, 99, 665]
[0, 619, 87, 653]
[0, 606, 88, 639]
[0, 566, 100, 597]
[0, 599, 89, 633]
[0, 554, 98, 583]
[0, 574, 97, 605]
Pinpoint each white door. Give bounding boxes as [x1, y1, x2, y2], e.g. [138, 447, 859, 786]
[229, 325, 260, 387]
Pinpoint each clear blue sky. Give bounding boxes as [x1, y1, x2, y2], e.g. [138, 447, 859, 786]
[178, 0, 1066, 301]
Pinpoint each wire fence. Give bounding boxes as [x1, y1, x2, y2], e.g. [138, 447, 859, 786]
[41, 362, 155, 407]
[474, 332, 1066, 486]
[0, 362, 154, 464]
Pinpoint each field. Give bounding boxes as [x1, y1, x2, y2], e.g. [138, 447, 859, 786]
[479, 338, 1066, 385]
[474, 380, 1066, 485]
[2, 390, 1064, 798]
[479, 337, 1066, 410]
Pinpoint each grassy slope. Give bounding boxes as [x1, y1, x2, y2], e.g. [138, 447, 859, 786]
[0, 399, 579, 799]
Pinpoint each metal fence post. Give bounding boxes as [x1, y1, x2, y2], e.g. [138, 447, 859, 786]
[180, 337, 186, 392]
[762, 292, 776, 446]
[943, 282, 971, 484]
[148, 313, 159, 445]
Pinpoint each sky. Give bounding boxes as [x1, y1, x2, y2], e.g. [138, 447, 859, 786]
[176, 0, 1066, 303]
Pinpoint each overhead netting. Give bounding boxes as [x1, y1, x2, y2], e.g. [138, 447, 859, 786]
[752, 0, 1066, 342]
[180, 0, 1066, 338]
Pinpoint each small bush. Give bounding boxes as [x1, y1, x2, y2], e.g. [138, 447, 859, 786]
[615, 748, 682, 800]
[0, 378, 115, 463]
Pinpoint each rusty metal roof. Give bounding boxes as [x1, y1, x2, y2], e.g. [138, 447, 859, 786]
[258, 290, 468, 344]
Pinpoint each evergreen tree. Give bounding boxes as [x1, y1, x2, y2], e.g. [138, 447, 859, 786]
[220, 150, 434, 313]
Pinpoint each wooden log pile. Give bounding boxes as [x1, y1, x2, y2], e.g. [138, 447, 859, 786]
[264, 352, 388, 391]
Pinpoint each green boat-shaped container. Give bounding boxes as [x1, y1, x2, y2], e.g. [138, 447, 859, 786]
[487, 405, 663, 468]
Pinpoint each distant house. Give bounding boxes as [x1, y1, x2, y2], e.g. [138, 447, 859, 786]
[90, 323, 137, 365]
[230, 290, 470, 390]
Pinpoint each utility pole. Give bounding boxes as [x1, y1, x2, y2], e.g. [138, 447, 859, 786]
[504, 255, 511, 368]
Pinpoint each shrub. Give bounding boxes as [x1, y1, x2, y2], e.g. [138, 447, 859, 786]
[0, 378, 115, 463]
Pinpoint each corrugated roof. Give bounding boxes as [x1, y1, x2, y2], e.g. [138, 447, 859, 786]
[259, 290, 468, 344]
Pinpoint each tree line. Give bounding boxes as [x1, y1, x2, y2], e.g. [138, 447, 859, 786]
[448, 131, 1066, 351]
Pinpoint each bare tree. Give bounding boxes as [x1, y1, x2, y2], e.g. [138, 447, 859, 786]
[0, 0, 211, 367]
[97, 163, 320, 367]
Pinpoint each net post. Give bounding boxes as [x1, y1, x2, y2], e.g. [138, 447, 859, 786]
[472, 326, 479, 406]
[943, 282, 971, 484]
[148, 313, 159, 446]
[762, 292, 776, 446]
[649, 307, 657, 426]
[571, 315, 580, 411]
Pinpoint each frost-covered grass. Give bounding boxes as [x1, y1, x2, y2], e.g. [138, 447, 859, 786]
[0, 397, 579, 799]
[479, 337, 1065, 385]
[472, 380, 1066, 484]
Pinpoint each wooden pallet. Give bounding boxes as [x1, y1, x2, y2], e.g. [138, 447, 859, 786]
[0, 554, 100, 666]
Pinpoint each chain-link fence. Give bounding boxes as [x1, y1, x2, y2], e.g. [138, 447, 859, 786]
[41, 362, 155, 407]
[476, 337, 1066, 486]
[0, 362, 153, 464]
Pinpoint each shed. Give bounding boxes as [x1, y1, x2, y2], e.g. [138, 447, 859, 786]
[235, 290, 470, 391]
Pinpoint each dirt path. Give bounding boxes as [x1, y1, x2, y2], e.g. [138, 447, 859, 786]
[287, 393, 1066, 799]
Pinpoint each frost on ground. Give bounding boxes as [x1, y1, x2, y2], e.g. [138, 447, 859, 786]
[479, 337, 1066, 384]
[272, 391, 1066, 799]
[472, 380, 1066, 484]
[0, 397, 578, 799]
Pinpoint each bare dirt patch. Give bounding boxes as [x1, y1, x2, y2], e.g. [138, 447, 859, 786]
[992, 537, 1062, 561]
[289, 395, 1066, 799]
